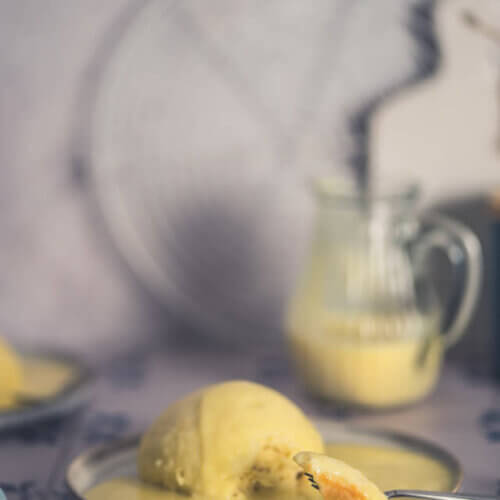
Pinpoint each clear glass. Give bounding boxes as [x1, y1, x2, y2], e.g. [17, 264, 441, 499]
[286, 179, 482, 409]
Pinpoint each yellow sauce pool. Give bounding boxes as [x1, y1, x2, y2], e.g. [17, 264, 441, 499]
[21, 357, 77, 399]
[85, 442, 457, 500]
[324, 443, 455, 492]
[0, 356, 78, 410]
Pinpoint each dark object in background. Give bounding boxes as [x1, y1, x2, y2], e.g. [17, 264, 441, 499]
[491, 191, 500, 381]
[432, 196, 492, 378]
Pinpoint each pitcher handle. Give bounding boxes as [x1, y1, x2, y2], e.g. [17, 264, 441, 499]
[413, 213, 482, 349]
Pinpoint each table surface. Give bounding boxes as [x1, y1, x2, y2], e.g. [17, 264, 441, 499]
[1, 341, 499, 500]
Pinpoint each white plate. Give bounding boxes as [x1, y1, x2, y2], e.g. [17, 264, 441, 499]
[66, 420, 462, 498]
[0, 353, 93, 430]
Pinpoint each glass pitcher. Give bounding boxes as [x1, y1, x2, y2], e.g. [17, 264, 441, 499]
[286, 179, 482, 409]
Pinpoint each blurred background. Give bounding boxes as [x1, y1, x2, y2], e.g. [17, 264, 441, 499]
[0, 0, 499, 378]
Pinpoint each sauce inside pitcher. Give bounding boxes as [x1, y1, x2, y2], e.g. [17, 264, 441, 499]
[287, 308, 443, 408]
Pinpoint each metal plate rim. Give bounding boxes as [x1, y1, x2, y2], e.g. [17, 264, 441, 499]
[66, 422, 463, 498]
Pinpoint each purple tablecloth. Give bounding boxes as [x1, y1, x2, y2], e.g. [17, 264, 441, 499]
[0, 340, 498, 499]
